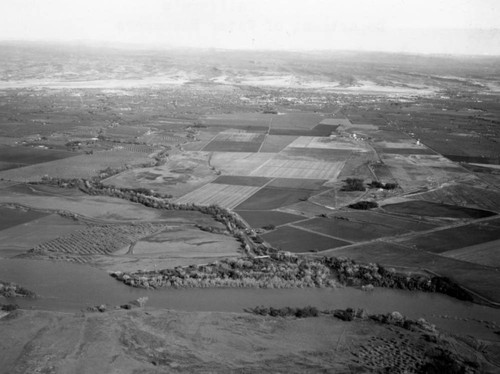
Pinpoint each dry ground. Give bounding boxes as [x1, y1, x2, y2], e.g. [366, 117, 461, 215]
[1, 309, 497, 374]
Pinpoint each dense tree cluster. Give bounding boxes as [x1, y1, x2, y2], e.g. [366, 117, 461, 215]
[0, 281, 36, 298]
[367, 180, 399, 190]
[111, 257, 337, 289]
[111, 255, 472, 301]
[348, 201, 379, 210]
[341, 178, 366, 191]
[249, 305, 319, 318]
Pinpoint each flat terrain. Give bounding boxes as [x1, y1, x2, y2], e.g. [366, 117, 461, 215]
[2, 44, 500, 372]
[4, 308, 494, 374]
[262, 226, 350, 252]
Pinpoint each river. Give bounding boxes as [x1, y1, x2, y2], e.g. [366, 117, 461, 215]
[1, 258, 498, 340]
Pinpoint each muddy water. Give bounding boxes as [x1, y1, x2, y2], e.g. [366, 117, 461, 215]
[1, 259, 499, 339]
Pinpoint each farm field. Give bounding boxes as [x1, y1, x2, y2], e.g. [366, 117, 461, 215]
[209, 152, 275, 175]
[3, 46, 500, 374]
[266, 178, 327, 190]
[235, 187, 313, 210]
[200, 114, 271, 130]
[262, 225, 350, 253]
[270, 112, 325, 129]
[249, 158, 345, 179]
[202, 140, 262, 152]
[175, 183, 261, 209]
[319, 118, 352, 126]
[381, 200, 496, 219]
[287, 136, 369, 151]
[281, 147, 354, 162]
[29, 223, 166, 264]
[0, 186, 209, 222]
[0, 145, 75, 165]
[407, 183, 500, 213]
[209, 130, 265, 142]
[295, 214, 436, 242]
[258, 135, 297, 152]
[375, 146, 436, 155]
[0, 205, 48, 230]
[309, 187, 366, 209]
[322, 241, 500, 303]
[102, 151, 217, 198]
[395, 217, 500, 253]
[211, 175, 271, 187]
[0, 149, 153, 181]
[440, 239, 500, 268]
[235, 210, 305, 228]
[0, 161, 24, 171]
[278, 201, 336, 217]
[0, 214, 84, 257]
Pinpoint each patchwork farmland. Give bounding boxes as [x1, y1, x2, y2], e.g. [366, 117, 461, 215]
[175, 183, 261, 209]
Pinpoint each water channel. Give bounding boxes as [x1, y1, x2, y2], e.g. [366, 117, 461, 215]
[1, 258, 499, 340]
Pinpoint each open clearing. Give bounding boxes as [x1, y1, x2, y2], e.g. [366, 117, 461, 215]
[124, 226, 240, 258]
[103, 151, 217, 198]
[262, 226, 350, 253]
[380, 154, 469, 191]
[309, 188, 366, 209]
[175, 183, 261, 209]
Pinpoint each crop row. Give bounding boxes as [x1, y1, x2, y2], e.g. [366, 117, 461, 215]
[30, 223, 165, 256]
[175, 183, 260, 209]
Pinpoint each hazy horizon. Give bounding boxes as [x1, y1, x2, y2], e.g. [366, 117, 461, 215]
[1, 0, 500, 56]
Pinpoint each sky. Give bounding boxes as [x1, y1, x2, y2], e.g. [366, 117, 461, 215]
[1, 0, 500, 55]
